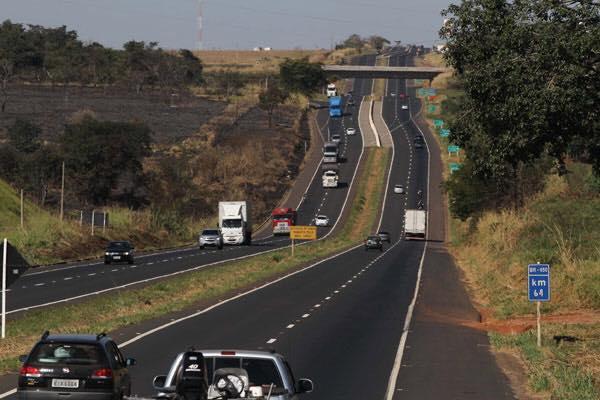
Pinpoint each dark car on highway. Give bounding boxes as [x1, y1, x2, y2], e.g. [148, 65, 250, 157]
[18, 332, 136, 400]
[104, 241, 134, 265]
[365, 235, 383, 251]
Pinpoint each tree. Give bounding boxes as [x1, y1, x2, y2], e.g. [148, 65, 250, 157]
[440, 0, 600, 202]
[61, 116, 152, 205]
[339, 34, 364, 50]
[279, 58, 326, 95]
[259, 85, 288, 128]
[367, 35, 390, 51]
[7, 119, 41, 153]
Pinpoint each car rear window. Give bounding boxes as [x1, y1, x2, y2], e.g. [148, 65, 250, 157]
[29, 343, 107, 365]
[204, 357, 284, 389]
[202, 230, 219, 235]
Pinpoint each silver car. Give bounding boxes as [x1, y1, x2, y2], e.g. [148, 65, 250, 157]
[199, 229, 223, 250]
[152, 349, 313, 400]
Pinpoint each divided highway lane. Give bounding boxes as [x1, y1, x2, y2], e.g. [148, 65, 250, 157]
[5, 64, 372, 314]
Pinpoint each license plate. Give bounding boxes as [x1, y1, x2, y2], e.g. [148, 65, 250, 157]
[52, 379, 79, 388]
[113, 255, 121, 260]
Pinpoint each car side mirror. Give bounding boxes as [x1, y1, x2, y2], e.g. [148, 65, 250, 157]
[297, 378, 314, 393]
[126, 358, 136, 367]
[153, 375, 175, 393]
[19, 354, 28, 363]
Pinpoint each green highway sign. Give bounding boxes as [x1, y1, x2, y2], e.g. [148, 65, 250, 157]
[448, 145, 460, 154]
[449, 162, 462, 173]
[433, 119, 444, 128]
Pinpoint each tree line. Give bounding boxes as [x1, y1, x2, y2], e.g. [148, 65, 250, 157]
[440, 0, 599, 220]
[0, 20, 203, 111]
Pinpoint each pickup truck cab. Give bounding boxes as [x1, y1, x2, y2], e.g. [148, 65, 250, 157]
[153, 349, 313, 400]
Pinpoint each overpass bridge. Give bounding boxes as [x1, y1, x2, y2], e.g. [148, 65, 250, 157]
[322, 65, 447, 80]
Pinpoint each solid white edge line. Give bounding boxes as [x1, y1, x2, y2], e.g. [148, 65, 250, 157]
[384, 66, 432, 400]
[0, 389, 16, 399]
[295, 110, 327, 211]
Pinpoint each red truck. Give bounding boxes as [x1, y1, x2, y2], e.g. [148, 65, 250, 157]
[271, 207, 297, 235]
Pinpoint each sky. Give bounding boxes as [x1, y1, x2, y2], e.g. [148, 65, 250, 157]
[2, 0, 452, 50]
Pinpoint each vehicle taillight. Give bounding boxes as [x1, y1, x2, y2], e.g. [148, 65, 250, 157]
[92, 368, 113, 378]
[220, 351, 236, 356]
[20, 365, 41, 377]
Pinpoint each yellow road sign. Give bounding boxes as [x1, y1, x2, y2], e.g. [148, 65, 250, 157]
[290, 226, 317, 240]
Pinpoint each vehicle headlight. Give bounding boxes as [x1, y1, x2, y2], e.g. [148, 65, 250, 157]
[105, 252, 110, 256]
[124, 252, 129, 256]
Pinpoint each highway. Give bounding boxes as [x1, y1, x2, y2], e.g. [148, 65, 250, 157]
[3, 58, 369, 314]
[2, 50, 514, 400]
[112, 51, 430, 399]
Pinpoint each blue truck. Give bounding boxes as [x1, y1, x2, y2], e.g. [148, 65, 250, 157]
[328, 96, 342, 117]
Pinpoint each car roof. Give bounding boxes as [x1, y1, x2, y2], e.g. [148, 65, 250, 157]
[41, 334, 110, 344]
[108, 241, 131, 246]
[316, 215, 327, 218]
[187, 349, 284, 359]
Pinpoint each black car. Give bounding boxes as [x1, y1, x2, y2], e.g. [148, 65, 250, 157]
[18, 332, 135, 400]
[365, 235, 383, 251]
[104, 241, 134, 264]
[377, 231, 391, 243]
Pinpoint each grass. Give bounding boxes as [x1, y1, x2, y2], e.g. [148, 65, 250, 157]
[372, 56, 387, 99]
[195, 49, 326, 74]
[491, 323, 600, 399]
[0, 147, 391, 374]
[414, 52, 600, 398]
[0, 178, 211, 265]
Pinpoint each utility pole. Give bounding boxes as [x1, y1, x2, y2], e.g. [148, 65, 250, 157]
[20, 189, 23, 229]
[60, 161, 65, 221]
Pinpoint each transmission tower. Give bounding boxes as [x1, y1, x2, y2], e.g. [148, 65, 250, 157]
[197, 0, 203, 50]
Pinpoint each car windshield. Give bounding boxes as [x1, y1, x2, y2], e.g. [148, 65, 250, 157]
[108, 241, 129, 250]
[324, 145, 337, 153]
[368, 236, 379, 240]
[29, 343, 107, 366]
[222, 219, 242, 228]
[202, 230, 219, 235]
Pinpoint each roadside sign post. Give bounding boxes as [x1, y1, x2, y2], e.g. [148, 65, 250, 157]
[2, 238, 7, 339]
[289, 226, 317, 257]
[528, 263, 550, 347]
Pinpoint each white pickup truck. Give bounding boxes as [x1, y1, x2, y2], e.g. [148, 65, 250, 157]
[151, 349, 313, 400]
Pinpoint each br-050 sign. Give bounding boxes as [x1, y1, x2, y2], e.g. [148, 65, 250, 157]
[528, 264, 550, 302]
[290, 226, 317, 240]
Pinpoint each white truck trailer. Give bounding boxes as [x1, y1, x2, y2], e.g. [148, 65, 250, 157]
[404, 209, 427, 240]
[218, 201, 252, 245]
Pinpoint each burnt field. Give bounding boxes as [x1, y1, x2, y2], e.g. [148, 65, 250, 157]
[0, 84, 226, 144]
